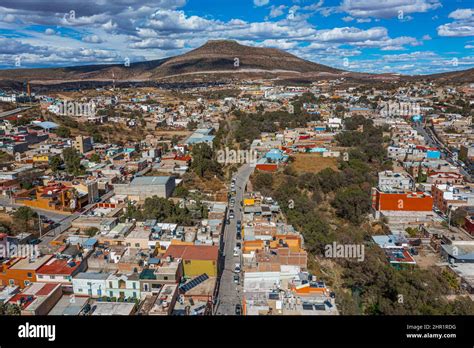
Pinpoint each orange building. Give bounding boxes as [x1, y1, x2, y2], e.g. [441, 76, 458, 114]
[0, 255, 53, 289]
[14, 183, 88, 213]
[371, 188, 433, 212]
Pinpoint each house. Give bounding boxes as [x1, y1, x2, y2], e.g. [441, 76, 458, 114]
[0, 255, 53, 289]
[36, 257, 86, 288]
[139, 260, 183, 294]
[8, 282, 62, 315]
[106, 273, 140, 299]
[72, 272, 110, 297]
[378, 171, 413, 191]
[113, 176, 175, 201]
[162, 245, 219, 277]
[371, 188, 434, 222]
[91, 301, 136, 315]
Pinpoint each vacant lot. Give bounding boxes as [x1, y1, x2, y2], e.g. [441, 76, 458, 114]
[290, 153, 338, 174]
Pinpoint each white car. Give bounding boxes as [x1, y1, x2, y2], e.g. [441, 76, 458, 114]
[233, 248, 239, 257]
[234, 263, 241, 273]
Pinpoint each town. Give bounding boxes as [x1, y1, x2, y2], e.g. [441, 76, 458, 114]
[0, 76, 473, 316]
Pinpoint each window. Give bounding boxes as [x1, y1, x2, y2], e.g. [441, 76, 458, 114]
[135, 243, 140, 248]
[109, 282, 113, 288]
[50, 275, 55, 279]
[38, 275, 44, 279]
[78, 288, 83, 292]
[24, 280, 31, 287]
[97, 289, 102, 296]
[163, 276, 168, 280]
[133, 292, 137, 298]
[109, 291, 113, 297]
[9, 279, 14, 286]
[185, 260, 191, 264]
[27, 272, 32, 278]
[132, 282, 136, 289]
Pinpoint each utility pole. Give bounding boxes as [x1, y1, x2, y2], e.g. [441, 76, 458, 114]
[38, 211, 42, 238]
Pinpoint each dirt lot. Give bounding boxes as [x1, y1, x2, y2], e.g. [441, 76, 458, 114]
[413, 247, 441, 269]
[290, 153, 339, 174]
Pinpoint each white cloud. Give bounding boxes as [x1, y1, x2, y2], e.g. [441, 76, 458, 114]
[254, 0, 269, 7]
[438, 8, 474, 37]
[82, 35, 105, 43]
[340, 0, 441, 19]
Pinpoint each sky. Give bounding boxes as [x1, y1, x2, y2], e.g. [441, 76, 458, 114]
[0, 0, 473, 75]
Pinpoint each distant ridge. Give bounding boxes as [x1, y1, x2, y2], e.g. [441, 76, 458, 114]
[0, 40, 471, 85]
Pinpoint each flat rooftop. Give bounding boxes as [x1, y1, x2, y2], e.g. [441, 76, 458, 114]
[9, 255, 53, 271]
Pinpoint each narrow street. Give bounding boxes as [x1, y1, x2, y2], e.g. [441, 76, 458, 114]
[214, 163, 254, 315]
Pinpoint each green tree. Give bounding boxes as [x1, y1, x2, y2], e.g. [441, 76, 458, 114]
[89, 153, 101, 163]
[190, 143, 222, 178]
[49, 156, 64, 173]
[55, 126, 71, 138]
[13, 206, 37, 233]
[332, 187, 371, 224]
[85, 227, 99, 237]
[63, 147, 83, 175]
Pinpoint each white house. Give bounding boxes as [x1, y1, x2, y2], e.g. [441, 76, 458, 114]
[72, 272, 110, 297]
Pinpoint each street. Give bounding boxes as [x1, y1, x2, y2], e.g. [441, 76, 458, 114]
[0, 190, 115, 246]
[214, 163, 254, 315]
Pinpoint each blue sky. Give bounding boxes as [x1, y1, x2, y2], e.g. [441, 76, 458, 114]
[0, 0, 473, 74]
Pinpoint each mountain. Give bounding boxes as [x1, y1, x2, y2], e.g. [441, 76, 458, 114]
[0, 40, 344, 85]
[0, 40, 471, 86]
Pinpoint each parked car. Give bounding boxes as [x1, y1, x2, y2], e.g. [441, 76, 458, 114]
[234, 263, 241, 273]
[236, 232, 241, 240]
[235, 304, 242, 315]
[236, 242, 241, 249]
[233, 247, 239, 257]
[233, 274, 239, 284]
[229, 212, 235, 219]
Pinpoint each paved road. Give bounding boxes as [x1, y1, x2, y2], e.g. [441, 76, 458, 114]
[214, 163, 254, 315]
[0, 107, 31, 120]
[414, 123, 472, 181]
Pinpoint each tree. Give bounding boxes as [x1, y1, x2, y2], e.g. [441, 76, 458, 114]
[332, 187, 371, 224]
[50, 156, 63, 173]
[55, 126, 71, 138]
[63, 147, 83, 175]
[451, 208, 467, 227]
[89, 153, 101, 163]
[13, 206, 37, 233]
[0, 303, 21, 315]
[190, 143, 222, 178]
[85, 227, 99, 237]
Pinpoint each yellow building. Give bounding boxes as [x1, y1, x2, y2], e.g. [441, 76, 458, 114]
[163, 245, 218, 277]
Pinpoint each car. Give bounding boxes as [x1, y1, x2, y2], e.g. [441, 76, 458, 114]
[233, 274, 239, 284]
[235, 304, 242, 315]
[234, 263, 241, 273]
[226, 218, 231, 225]
[229, 213, 235, 219]
[236, 220, 241, 227]
[233, 247, 239, 257]
[236, 232, 241, 240]
[29, 238, 41, 245]
[236, 242, 241, 249]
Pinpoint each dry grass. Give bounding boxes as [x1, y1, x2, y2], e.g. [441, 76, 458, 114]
[290, 153, 338, 174]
